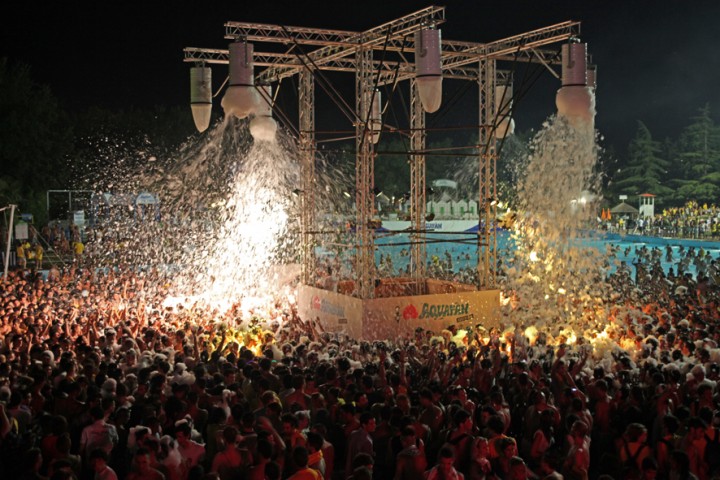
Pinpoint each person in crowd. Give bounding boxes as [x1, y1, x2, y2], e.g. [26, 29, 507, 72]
[287, 447, 323, 480]
[90, 448, 119, 480]
[16, 240, 28, 270]
[79, 406, 119, 464]
[126, 448, 165, 480]
[426, 446, 464, 480]
[210, 426, 248, 480]
[345, 412, 375, 476]
[618, 423, 652, 480]
[306, 431, 326, 478]
[562, 421, 589, 480]
[394, 426, 427, 480]
[175, 420, 205, 476]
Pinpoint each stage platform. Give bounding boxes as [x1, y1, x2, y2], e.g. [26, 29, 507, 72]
[297, 278, 500, 340]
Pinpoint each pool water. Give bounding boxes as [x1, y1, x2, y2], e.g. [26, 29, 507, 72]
[370, 230, 720, 279]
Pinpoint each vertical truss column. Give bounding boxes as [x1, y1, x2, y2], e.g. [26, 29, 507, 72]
[478, 59, 498, 288]
[299, 70, 316, 286]
[409, 78, 427, 293]
[355, 48, 375, 298]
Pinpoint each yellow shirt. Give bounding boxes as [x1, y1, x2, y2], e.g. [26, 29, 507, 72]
[16, 242, 29, 258]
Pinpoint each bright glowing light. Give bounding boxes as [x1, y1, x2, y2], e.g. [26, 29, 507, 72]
[524, 325, 539, 345]
[557, 287, 566, 295]
[452, 330, 468, 344]
[189, 180, 289, 307]
[162, 296, 186, 311]
[165, 135, 304, 315]
[558, 328, 578, 345]
[529, 251, 539, 262]
[500, 291, 511, 306]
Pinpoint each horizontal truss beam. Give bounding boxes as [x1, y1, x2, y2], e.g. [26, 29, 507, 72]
[253, 6, 445, 83]
[183, 47, 537, 83]
[186, 17, 576, 85]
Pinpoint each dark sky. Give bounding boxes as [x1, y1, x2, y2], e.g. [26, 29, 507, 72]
[2, 1, 719, 155]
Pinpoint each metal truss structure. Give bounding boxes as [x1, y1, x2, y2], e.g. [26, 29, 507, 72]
[478, 58, 498, 287]
[298, 70, 316, 286]
[355, 48, 376, 298]
[184, 6, 580, 297]
[409, 78, 427, 292]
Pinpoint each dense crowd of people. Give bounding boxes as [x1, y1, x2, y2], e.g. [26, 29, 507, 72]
[3, 230, 720, 480]
[612, 202, 720, 239]
[654, 202, 720, 239]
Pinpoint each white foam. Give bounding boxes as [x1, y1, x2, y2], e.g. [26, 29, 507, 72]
[502, 114, 608, 345]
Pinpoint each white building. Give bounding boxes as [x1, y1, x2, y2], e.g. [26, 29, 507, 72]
[638, 193, 656, 218]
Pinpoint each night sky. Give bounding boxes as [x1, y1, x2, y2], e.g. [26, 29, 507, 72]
[2, 1, 719, 155]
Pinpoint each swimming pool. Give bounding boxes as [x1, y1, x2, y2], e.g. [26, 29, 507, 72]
[371, 230, 720, 279]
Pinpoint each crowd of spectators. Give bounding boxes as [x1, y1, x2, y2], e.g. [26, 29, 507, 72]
[614, 202, 720, 239]
[2, 237, 720, 480]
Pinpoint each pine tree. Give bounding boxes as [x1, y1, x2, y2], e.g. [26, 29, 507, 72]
[677, 104, 720, 178]
[679, 105, 720, 180]
[670, 105, 720, 205]
[611, 121, 673, 203]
